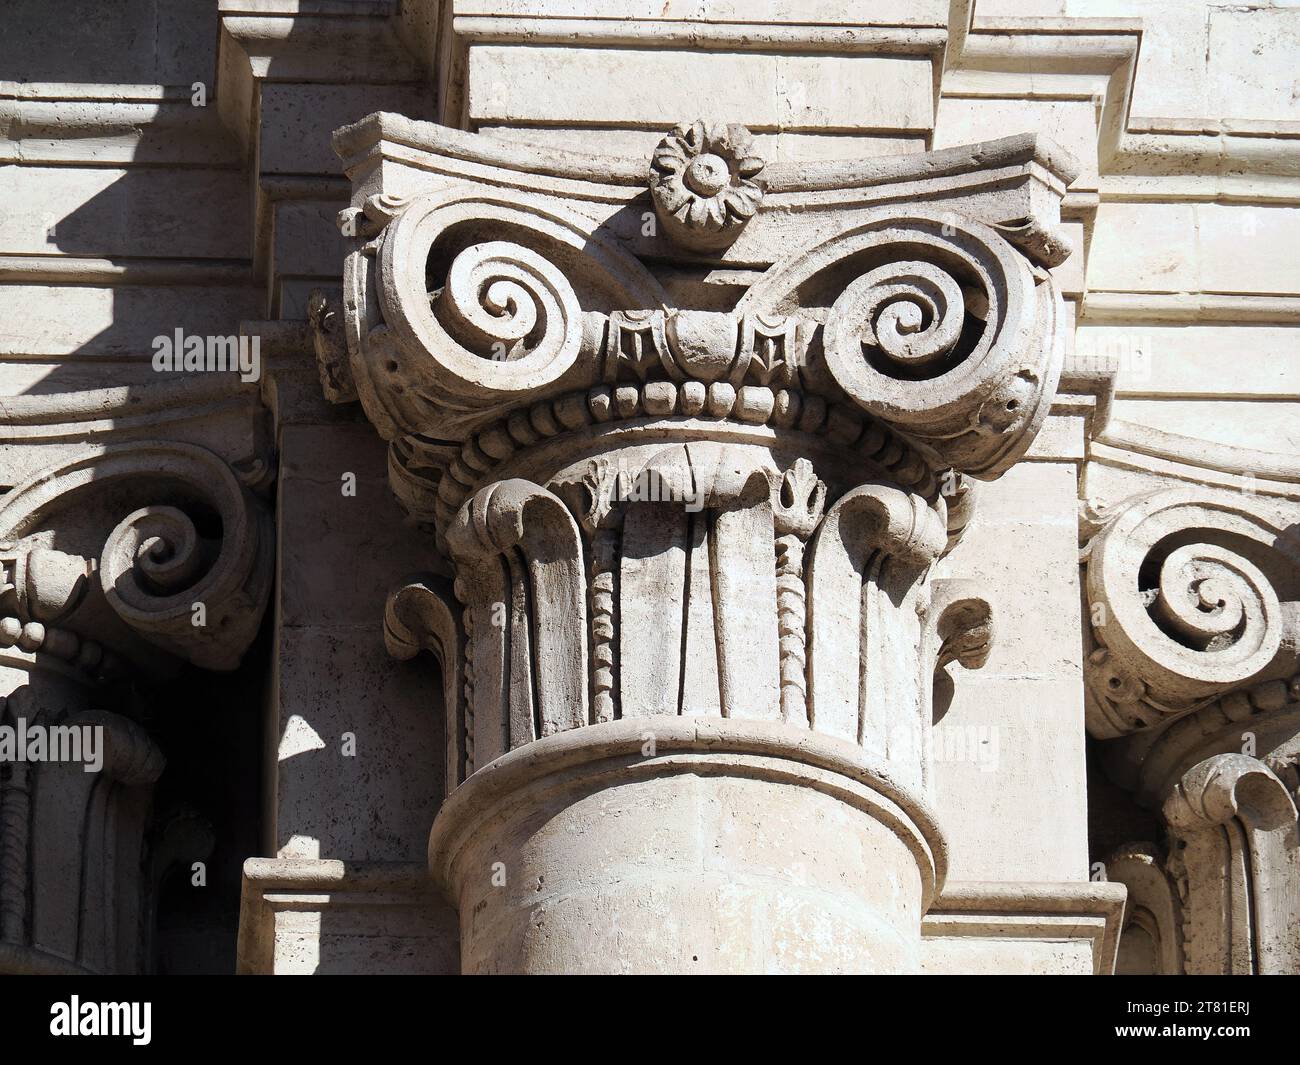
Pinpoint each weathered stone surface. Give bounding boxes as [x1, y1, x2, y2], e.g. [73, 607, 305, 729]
[317, 105, 1082, 971]
[3, 0, 1298, 979]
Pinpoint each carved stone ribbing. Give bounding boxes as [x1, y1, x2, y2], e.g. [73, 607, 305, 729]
[458, 582, 476, 777]
[385, 575, 466, 785]
[0, 694, 165, 972]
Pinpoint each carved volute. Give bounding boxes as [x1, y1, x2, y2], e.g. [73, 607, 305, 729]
[1083, 489, 1300, 976]
[0, 433, 273, 974]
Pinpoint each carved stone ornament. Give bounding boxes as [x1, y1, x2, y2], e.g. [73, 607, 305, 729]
[0, 442, 274, 675]
[1105, 752, 1300, 977]
[323, 114, 1078, 973]
[1163, 754, 1300, 974]
[1082, 487, 1299, 743]
[1084, 490, 1300, 976]
[0, 425, 273, 974]
[649, 121, 766, 251]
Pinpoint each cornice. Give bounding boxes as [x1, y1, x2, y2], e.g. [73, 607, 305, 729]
[1088, 420, 1300, 500]
[234, 857, 454, 975]
[0, 82, 241, 167]
[947, 6, 1300, 188]
[0, 255, 252, 286]
[335, 111, 1079, 196]
[923, 879, 1126, 976]
[0, 373, 270, 486]
[215, 0, 426, 144]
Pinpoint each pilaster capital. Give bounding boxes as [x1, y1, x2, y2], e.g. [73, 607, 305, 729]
[324, 117, 1077, 808]
[0, 441, 274, 681]
[1082, 487, 1300, 749]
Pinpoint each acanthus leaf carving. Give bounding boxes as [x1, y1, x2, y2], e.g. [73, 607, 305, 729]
[928, 579, 994, 674]
[308, 288, 356, 404]
[602, 309, 671, 382]
[1162, 753, 1300, 975]
[0, 694, 165, 973]
[1106, 843, 1185, 975]
[990, 215, 1075, 269]
[385, 575, 466, 792]
[445, 479, 589, 761]
[807, 483, 949, 790]
[741, 312, 807, 390]
[772, 459, 827, 726]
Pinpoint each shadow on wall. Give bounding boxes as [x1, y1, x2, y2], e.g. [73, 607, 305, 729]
[1, 0, 448, 973]
[4, 0, 250, 394]
[15, 157, 257, 395]
[146, 614, 271, 974]
[2, 0, 219, 84]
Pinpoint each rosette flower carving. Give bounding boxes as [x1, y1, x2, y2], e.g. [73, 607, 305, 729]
[1084, 489, 1300, 739]
[649, 121, 765, 251]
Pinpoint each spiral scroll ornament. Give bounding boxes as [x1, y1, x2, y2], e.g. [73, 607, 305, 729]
[1150, 543, 1272, 654]
[377, 202, 583, 406]
[100, 506, 206, 604]
[99, 499, 270, 672]
[436, 241, 579, 367]
[366, 188, 667, 440]
[1084, 489, 1297, 739]
[0, 443, 274, 675]
[832, 261, 966, 375]
[740, 211, 1061, 480]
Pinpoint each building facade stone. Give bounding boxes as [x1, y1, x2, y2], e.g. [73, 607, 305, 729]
[1, 0, 1297, 976]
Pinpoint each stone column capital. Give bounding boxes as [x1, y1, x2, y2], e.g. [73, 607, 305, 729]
[1080, 486, 1300, 818]
[0, 440, 274, 680]
[322, 116, 1078, 972]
